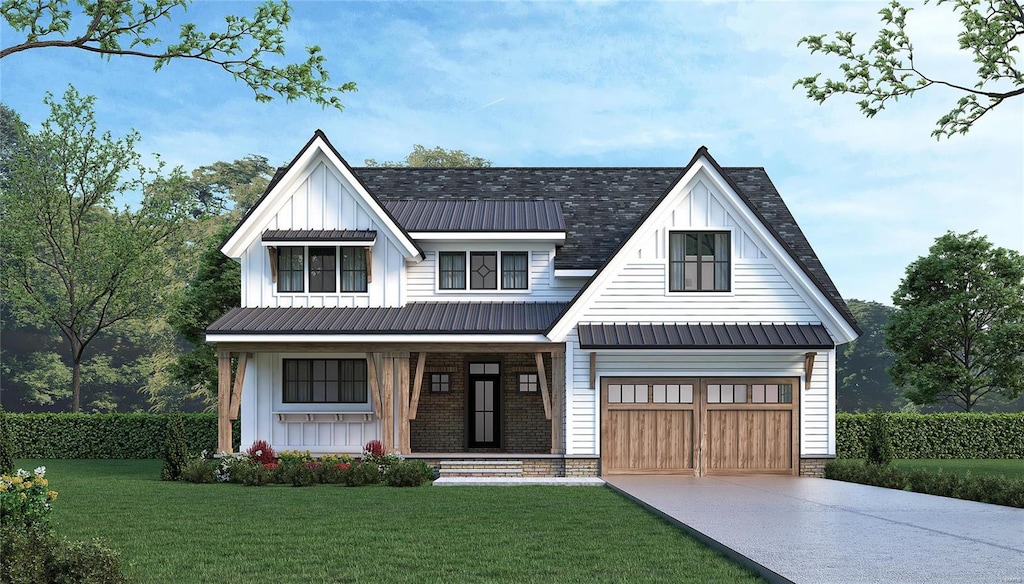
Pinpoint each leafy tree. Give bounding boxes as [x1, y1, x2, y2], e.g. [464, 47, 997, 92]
[0, 406, 13, 474]
[166, 222, 240, 403]
[838, 299, 903, 411]
[186, 155, 274, 218]
[795, 0, 1024, 138]
[1, 0, 356, 110]
[0, 86, 191, 412]
[864, 410, 894, 467]
[161, 411, 189, 481]
[886, 231, 1024, 411]
[364, 144, 492, 168]
[0, 104, 28, 183]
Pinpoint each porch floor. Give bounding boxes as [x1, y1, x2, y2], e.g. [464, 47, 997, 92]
[433, 477, 605, 486]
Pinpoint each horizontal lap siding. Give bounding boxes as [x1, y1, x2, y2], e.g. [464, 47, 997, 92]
[241, 157, 405, 308]
[406, 248, 578, 303]
[566, 330, 597, 456]
[802, 349, 833, 456]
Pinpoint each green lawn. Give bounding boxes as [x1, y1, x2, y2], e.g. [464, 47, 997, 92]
[18, 459, 761, 584]
[891, 458, 1024, 479]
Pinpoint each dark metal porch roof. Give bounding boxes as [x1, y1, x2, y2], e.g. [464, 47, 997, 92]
[577, 323, 834, 349]
[207, 302, 568, 335]
[261, 229, 377, 242]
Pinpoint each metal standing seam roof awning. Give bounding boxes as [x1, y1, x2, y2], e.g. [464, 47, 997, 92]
[577, 323, 835, 349]
[260, 229, 377, 245]
[207, 302, 568, 335]
[383, 200, 566, 232]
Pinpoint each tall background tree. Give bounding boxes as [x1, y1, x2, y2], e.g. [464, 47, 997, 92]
[1, 0, 355, 109]
[837, 299, 905, 412]
[0, 86, 191, 412]
[364, 144, 493, 168]
[885, 231, 1024, 411]
[795, 0, 1024, 138]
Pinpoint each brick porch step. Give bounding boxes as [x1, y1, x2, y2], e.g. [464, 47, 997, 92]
[439, 460, 523, 478]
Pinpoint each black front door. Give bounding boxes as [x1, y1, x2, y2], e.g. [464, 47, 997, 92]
[468, 362, 501, 448]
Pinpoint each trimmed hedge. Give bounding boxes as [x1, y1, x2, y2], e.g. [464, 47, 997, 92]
[837, 413, 1024, 459]
[825, 459, 1024, 508]
[7, 414, 240, 459]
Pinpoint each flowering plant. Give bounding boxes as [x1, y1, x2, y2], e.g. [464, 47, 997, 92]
[246, 440, 276, 466]
[1, 466, 58, 530]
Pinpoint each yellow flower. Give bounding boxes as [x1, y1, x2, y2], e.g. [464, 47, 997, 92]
[47, 491, 58, 501]
[10, 476, 22, 485]
[0, 483, 7, 492]
[36, 478, 48, 487]
[19, 492, 26, 500]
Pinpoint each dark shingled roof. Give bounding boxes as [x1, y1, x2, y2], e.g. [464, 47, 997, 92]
[355, 166, 857, 332]
[208, 302, 567, 335]
[384, 200, 566, 232]
[262, 229, 377, 242]
[578, 323, 835, 349]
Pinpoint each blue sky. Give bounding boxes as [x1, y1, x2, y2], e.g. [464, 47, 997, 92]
[2, 1, 1021, 305]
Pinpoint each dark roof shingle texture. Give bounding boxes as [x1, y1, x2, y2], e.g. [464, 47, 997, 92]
[208, 302, 567, 335]
[578, 323, 835, 349]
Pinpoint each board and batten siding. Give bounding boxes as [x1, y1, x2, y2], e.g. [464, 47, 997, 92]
[563, 338, 836, 458]
[577, 179, 825, 324]
[239, 352, 381, 454]
[405, 244, 579, 303]
[239, 156, 406, 308]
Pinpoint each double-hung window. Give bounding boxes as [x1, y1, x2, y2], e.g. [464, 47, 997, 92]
[283, 358, 368, 404]
[669, 232, 730, 292]
[340, 247, 368, 292]
[438, 251, 529, 291]
[278, 247, 305, 292]
[308, 247, 336, 293]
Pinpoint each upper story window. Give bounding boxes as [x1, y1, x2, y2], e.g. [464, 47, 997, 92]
[669, 232, 730, 292]
[438, 251, 529, 291]
[277, 246, 368, 294]
[283, 358, 368, 403]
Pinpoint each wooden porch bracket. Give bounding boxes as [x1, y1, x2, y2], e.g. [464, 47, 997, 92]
[366, 352, 382, 417]
[589, 352, 597, 389]
[804, 352, 817, 389]
[535, 352, 551, 420]
[409, 352, 426, 420]
[229, 352, 250, 420]
[366, 247, 373, 283]
[268, 247, 278, 283]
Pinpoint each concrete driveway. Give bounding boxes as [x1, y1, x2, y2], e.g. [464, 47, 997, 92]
[605, 475, 1024, 584]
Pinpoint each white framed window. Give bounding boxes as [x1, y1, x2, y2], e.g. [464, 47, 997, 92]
[436, 251, 530, 292]
[282, 358, 367, 403]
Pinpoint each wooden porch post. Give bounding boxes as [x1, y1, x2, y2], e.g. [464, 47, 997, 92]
[217, 349, 232, 453]
[551, 350, 565, 455]
[396, 353, 411, 454]
[380, 353, 395, 452]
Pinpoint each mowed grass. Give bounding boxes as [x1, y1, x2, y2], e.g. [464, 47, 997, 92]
[21, 459, 762, 584]
[891, 458, 1024, 479]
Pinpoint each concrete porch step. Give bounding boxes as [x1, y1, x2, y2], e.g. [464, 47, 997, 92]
[439, 459, 524, 478]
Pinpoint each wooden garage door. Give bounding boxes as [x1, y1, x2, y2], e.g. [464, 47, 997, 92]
[601, 377, 798, 476]
[601, 380, 697, 474]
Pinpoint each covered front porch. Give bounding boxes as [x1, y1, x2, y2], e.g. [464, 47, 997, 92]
[215, 342, 565, 458]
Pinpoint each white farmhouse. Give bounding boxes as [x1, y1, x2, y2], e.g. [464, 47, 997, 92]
[206, 130, 859, 477]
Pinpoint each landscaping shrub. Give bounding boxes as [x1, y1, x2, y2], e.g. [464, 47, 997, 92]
[340, 461, 382, 487]
[0, 407, 14, 475]
[826, 460, 1024, 508]
[160, 412, 189, 481]
[864, 410, 894, 467]
[282, 462, 321, 487]
[1, 466, 58, 530]
[0, 523, 126, 584]
[322, 461, 353, 484]
[5, 413, 240, 458]
[233, 461, 274, 487]
[384, 459, 434, 487]
[180, 458, 216, 484]
[837, 413, 1024, 459]
[246, 440, 276, 466]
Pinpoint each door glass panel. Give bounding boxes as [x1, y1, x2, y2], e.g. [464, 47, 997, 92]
[484, 412, 493, 441]
[719, 385, 734, 403]
[485, 363, 499, 375]
[766, 384, 779, 403]
[780, 384, 793, 404]
[476, 385, 485, 407]
[608, 384, 621, 403]
[752, 384, 765, 403]
[653, 385, 666, 403]
[483, 381, 493, 410]
[634, 385, 648, 404]
[707, 384, 721, 403]
[475, 412, 485, 442]
[470, 363, 484, 375]
[734, 385, 748, 404]
[680, 385, 693, 403]
[621, 384, 635, 403]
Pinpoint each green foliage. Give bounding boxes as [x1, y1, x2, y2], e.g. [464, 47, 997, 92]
[0, 0, 356, 110]
[886, 231, 1024, 411]
[364, 144, 492, 168]
[864, 411, 894, 466]
[5, 413, 239, 458]
[339, 461, 382, 487]
[179, 458, 216, 484]
[160, 412, 189, 481]
[837, 412, 1024, 459]
[384, 459, 434, 487]
[0, 523, 127, 584]
[826, 459, 1024, 508]
[0, 86, 191, 412]
[1, 466, 57, 530]
[0, 103, 28, 183]
[838, 299, 905, 411]
[0, 408, 13, 474]
[282, 462, 321, 487]
[795, 0, 1024, 138]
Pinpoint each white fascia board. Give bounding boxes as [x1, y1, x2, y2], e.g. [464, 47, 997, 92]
[220, 136, 420, 260]
[554, 269, 595, 278]
[547, 160, 706, 341]
[205, 333, 552, 344]
[260, 239, 376, 247]
[409, 232, 566, 243]
[696, 163, 858, 344]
